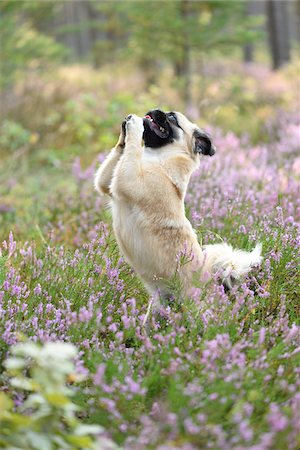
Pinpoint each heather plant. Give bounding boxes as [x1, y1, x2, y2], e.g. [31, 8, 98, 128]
[0, 61, 299, 449]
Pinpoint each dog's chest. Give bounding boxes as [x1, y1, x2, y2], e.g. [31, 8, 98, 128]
[111, 200, 147, 266]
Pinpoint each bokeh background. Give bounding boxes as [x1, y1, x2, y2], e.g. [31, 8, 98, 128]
[0, 0, 299, 243]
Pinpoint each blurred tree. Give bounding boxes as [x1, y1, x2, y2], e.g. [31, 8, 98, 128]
[296, 0, 300, 42]
[243, 1, 266, 63]
[89, 1, 129, 68]
[287, 0, 300, 45]
[54, 1, 98, 59]
[0, 0, 65, 92]
[266, 0, 291, 69]
[244, 1, 254, 63]
[103, 0, 263, 112]
[51, 1, 126, 64]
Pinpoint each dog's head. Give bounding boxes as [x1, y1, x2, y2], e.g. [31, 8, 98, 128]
[143, 109, 216, 157]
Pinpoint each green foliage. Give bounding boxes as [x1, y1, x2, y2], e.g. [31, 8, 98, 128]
[94, 1, 263, 69]
[0, 121, 31, 152]
[0, 1, 65, 90]
[0, 341, 119, 450]
[0, 257, 8, 285]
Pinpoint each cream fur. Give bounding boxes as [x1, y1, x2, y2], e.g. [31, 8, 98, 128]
[94, 113, 262, 301]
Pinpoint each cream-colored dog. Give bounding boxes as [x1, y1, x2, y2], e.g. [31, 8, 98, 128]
[94, 110, 262, 316]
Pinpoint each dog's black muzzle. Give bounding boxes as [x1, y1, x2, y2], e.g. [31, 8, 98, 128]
[143, 109, 176, 148]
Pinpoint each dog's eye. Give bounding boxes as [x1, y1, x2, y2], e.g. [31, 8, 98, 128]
[167, 113, 178, 125]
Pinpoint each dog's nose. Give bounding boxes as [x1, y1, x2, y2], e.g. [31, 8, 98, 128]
[152, 109, 167, 122]
[146, 109, 165, 117]
[209, 145, 216, 156]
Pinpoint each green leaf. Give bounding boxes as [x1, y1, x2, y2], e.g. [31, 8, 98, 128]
[4, 357, 26, 370]
[10, 377, 37, 391]
[66, 434, 94, 447]
[45, 393, 70, 407]
[0, 392, 13, 413]
[26, 431, 52, 450]
[75, 424, 104, 436]
[4, 412, 32, 427]
[0, 256, 8, 284]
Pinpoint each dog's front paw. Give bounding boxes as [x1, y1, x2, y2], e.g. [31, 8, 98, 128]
[125, 114, 144, 144]
[116, 120, 127, 150]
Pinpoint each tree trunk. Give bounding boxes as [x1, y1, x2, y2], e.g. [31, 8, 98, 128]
[76, 0, 92, 57]
[55, 1, 92, 59]
[243, 0, 264, 63]
[266, 0, 291, 70]
[294, 0, 300, 42]
[244, 43, 253, 63]
[243, 1, 254, 63]
[179, 0, 197, 118]
[61, 1, 78, 56]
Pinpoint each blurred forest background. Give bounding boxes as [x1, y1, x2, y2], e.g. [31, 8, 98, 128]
[0, 0, 299, 240]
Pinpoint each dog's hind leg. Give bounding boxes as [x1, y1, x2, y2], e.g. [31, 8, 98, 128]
[142, 285, 163, 327]
[142, 286, 176, 332]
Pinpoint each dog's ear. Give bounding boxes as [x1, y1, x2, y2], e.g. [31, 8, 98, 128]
[193, 129, 216, 156]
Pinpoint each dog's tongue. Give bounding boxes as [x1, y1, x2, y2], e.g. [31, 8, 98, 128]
[144, 115, 152, 120]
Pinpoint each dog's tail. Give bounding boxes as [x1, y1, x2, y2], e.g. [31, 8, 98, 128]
[203, 242, 262, 289]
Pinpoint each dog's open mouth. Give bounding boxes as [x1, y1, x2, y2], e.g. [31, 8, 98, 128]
[144, 113, 169, 138]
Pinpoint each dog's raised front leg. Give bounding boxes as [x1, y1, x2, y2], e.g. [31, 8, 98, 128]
[94, 121, 126, 196]
[111, 115, 145, 199]
[122, 114, 144, 169]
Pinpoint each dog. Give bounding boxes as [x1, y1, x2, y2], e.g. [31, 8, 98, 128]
[94, 110, 262, 315]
